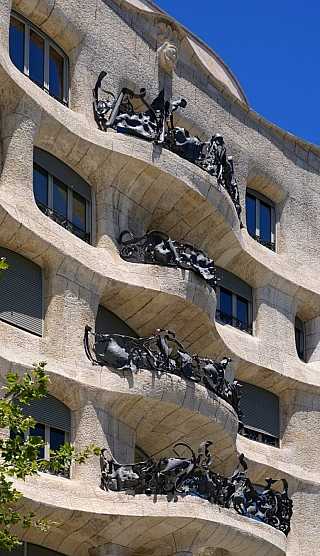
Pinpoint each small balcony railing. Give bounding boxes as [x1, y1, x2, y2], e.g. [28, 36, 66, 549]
[36, 201, 90, 243]
[216, 310, 252, 334]
[238, 426, 279, 448]
[249, 232, 275, 251]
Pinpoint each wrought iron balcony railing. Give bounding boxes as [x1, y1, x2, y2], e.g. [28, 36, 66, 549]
[249, 232, 276, 251]
[216, 309, 252, 334]
[100, 440, 292, 536]
[239, 426, 279, 448]
[84, 326, 242, 417]
[36, 201, 90, 243]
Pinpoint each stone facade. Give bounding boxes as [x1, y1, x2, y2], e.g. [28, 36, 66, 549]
[0, 0, 320, 554]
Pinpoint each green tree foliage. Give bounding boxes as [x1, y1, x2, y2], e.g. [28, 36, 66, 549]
[0, 362, 100, 551]
[0, 258, 8, 281]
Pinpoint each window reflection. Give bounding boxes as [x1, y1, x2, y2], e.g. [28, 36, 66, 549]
[49, 46, 63, 101]
[9, 16, 24, 71]
[73, 191, 86, 232]
[30, 422, 45, 460]
[29, 29, 44, 86]
[53, 177, 68, 217]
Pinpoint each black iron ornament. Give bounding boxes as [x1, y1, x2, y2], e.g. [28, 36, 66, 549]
[84, 326, 242, 416]
[100, 440, 293, 536]
[119, 230, 217, 288]
[93, 73, 242, 221]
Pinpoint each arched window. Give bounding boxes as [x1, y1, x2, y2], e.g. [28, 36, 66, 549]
[33, 148, 92, 243]
[239, 382, 280, 447]
[295, 316, 305, 361]
[11, 394, 71, 477]
[96, 305, 138, 337]
[9, 11, 69, 105]
[0, 247, 43, 336]
[0, 542, 66, 555]
[246, 188, 276, 251]
[216, 267, 253, 334]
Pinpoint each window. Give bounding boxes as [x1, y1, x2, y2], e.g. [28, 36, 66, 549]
[96, 305, 138, 337]
[11, 394, 71, 478]
[0, 542, 66, 555]
[216, 267, 253, 334]
[246, 188, 276, 251]
[295, 316, 305, 361]
[239, 382, 280, 447]
[0, 247, 43, 336]
[33, 148, 92, 243]
[9, 11, 69, 105]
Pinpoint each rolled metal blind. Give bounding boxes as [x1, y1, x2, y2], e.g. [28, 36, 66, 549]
[216, 266, 253, 301]
[17, 394, 71, 433]
[34, 147, 92, 202]
[0, 247, 43, 336]
[240, 382, 280, 438]
[96, 305, 138, 337]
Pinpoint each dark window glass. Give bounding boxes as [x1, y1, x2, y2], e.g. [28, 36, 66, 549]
[295, 318, 305, 360]
[260, 201, 271, 242]
[220, 287, 232, 315]
[50, 427, 65, 452]
[9, 17, 24, 71]
[29, 29, 44, 86]
[246, 194, 256, 236]
[33, 163, 48, 205]
[49, 46, 63, 100]
[237, 295, 248, 327]
[30, 422, 45, 460]
[53, 176, 67, 217]
[72, 191, 86, 232]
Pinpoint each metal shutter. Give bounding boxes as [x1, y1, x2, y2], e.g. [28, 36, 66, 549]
[17, 394, 71, 433]
[27, 544, 66, 556]
[0, 247, 43, 336]
[34, 147, 92, 202]
[216, 266, 253, 301]
[0, 546, 22, 556]
[240, 382, 280, 438]
[96, 305, 138, 337]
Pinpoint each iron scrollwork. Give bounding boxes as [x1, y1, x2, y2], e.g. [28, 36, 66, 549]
[119, 229, 217, 288]
[84, 326, 242, 417]
[93, 73, 242, 221]
[100, 441, 292, 536]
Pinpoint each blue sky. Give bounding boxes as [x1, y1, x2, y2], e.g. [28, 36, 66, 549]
[154, 0, 320, 147]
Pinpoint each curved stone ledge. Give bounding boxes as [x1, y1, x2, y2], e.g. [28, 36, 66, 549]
[11, 474, 287, 556]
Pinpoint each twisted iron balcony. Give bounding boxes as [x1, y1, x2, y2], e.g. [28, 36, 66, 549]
[36, 201, 90, 243]
[216, 309, 252, 334]
[249, 232, 275, 251]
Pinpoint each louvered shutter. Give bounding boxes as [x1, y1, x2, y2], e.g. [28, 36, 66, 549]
[0, 247, 43, 336]
[240, 382, 280, 438]
[34, 147, 92, 202]
[17, 394, 71, 433]
[0, 546, 22, 556]
[216, 267, 252, 301]
[96, 305, 138, 337]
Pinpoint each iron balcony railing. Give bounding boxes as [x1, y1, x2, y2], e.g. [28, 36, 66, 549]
[249, 232, 275, 252]
[36, 201, 90, 243]
[216, 309, 252, 334]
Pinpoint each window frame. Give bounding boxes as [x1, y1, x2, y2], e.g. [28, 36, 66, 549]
[216, 286, 253, 334]
[33, 150, 92, 244]
[246, 188, 276, 251]
[10, 10, 69, 106]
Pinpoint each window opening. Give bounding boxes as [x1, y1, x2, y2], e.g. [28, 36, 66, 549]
[9, 12, 69, 106]
[216, 268, 253, 334]
[295, 316, 305, 361]
[246, 189, 276, 251]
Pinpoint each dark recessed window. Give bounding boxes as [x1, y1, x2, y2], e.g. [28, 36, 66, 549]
[33, 148, 92, 243]
[246, 188, 276, 251]
[216, 267, 253, 334]
[295, 316, 305, 361]
[11, 394, 71, 478]
[239, 382, 280, 447]
[9, 11, 69, 105]
[0, 247, 43, 336]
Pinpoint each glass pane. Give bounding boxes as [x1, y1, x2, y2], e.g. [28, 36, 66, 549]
[236, 295, 248, 325]
[49, 46, 64, 100]
[50, 427, 65, 452]
[295, 328, 304, 360]
[29, 29, 44, 86]
[260, 201, 271, 242]
[33, 163, 48, 205]
[30, 422, 45, 460]
[72, 191, 86, 231]
[53, 177, 67, 217]
[9, 17, 24, 72]
[220, 287, 232, 316]
[246, 194, 256, 236]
